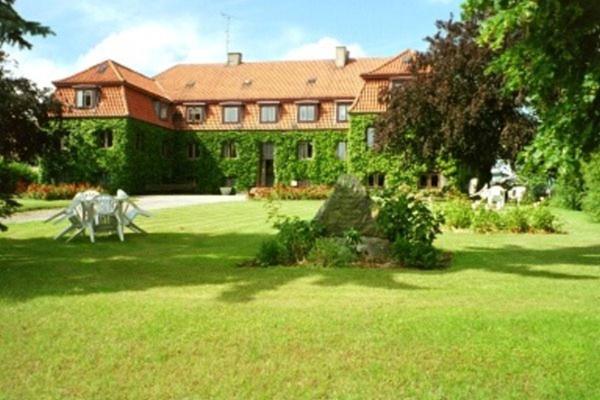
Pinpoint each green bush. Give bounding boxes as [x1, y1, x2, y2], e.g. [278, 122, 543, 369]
[8, 162, 38, 187]
[471, 207, 504, 233]
[0, 160, 19, 231]
[504, 206, 530, 233]
[256, 217, 324, 266]
[376, 188, 445, 269]
[551, 168, 584, 210]
[307, 238, 357, 267]
[256, 239, 285, 267]
[529, 206, 561, 233]
[583, 153, 600, 222]
[442, 199, 474, 229]
[392, 237, 444, 270]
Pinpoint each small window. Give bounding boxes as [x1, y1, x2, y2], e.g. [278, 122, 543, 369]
[336, 102, 351, 123]
[223, 106, 242, 124]
[221, 141, 237, 158]
[187, 143, 199, 160]
[366, 127, 376, 149]
[161, 141, 169, 157]
[298, 104, 318, 122]
[186, 106, 205, 123]
[59, 136, 68, 151]
[336, 141, 347, 161]
[154, 101, 168, 120]
[75, 89, 97, 109]
[367, 173, 385, 188]
[391, 79, 404, 89]
[99, 130, 113, 149]
[419, 173, 443, 189]
[260, 105, 278, 123]
[298, 141, 314, 160]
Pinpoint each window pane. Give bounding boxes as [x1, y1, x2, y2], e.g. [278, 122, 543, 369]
[160, 104, 168, 120]
[299, 105, 316, 122]
[224, 106, 240, 123]
[366, 127, 376, 149]
[261, 105, 277, 123]
[337, 103, 349, 122]
[336, 141, 347, 160]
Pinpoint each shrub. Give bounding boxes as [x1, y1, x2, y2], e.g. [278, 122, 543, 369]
[442, 199, 474, 229]
[256, 217, 324, 266]
[21, 182, 103, 200]
[583, 153, 600, 222]
[392, 237, 444, 270]
[7, 162, 39, 189]
[529, 206, 561, 233]
[377, 189, 443, 246]
[471, 207, 504, 233]
[504, 206, 530, 233]
[307, 237, 357, 267]
[256, 239, 285, 267]
[376, 189, 445, 269]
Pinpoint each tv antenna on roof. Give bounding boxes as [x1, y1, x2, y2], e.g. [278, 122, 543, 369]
[221, 12, 234, 55]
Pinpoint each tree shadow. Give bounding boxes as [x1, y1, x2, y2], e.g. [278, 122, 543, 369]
[0, 232, 425, 304]
[442, 244, 600, 280]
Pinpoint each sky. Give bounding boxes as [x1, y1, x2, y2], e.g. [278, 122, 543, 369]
[8, 0, 462, 89]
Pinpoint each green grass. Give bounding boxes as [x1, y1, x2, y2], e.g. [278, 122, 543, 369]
[14, 198, 71, 212]
[1, 201, 599, 399]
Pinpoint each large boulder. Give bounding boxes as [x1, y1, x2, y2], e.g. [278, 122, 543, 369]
[314, 174, 380, 236]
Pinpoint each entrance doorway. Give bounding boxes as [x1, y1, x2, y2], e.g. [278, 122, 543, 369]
[259, 142, 275, 187]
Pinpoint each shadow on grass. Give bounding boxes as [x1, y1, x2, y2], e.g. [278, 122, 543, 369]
[1, 233, 598, 304]
[0, 233, 424, 303]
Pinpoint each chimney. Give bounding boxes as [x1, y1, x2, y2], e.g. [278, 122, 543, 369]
[335, 46, 349, 68]
[227, 52, 242, 66]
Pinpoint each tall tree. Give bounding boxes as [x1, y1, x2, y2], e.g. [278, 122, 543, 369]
[0, 0, 54, 231]
[463, 0, 600, 207]
[376, 17, 535, 181]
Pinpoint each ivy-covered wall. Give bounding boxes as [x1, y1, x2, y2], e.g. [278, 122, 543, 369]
[180, 130, 348, 193]
[347, 114, 426, 186]
[42, 118, 177, 193]
[42, 115, 462, 193]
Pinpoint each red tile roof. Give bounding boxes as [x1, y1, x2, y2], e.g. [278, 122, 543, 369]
[53, 50, 415, 127]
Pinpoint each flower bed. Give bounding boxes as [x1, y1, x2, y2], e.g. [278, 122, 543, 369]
[248, 184, 332, 200]
[19, 183, 103, 200]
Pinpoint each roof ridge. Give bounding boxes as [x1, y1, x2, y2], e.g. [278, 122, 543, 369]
[52, 59, 117, 84]
[107, 60, 125, 81]
[364, 49, 415, 76]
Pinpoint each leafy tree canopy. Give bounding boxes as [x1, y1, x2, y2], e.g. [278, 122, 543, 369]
[376, 16, 535, 178]
[463, 0, 600, 197]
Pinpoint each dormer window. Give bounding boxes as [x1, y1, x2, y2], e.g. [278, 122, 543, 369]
[336, 102, 351, 123]
[153, 101, 168, 120]
[222, 104, 243, 124]
[391, 79, 404, 89]
[75, 88, 97, 109]
[186, 106, 205, 123]
[259, 103, 279, 123]
[297, 103, 319, 123]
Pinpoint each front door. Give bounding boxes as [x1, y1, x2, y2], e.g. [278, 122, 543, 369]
[259, 142, 275, 187]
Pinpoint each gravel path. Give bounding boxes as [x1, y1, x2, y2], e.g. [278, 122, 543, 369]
[3, 194, 247, 224]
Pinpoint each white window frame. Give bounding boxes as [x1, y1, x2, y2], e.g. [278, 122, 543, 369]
[186, 106, 205, 123]
[223, 105, 242, 124]
[259, 104, 278, 123]
[221, 141, 238, 159]
[75, 89, 97, 109]
[154, 101, 168, 120]
[298, 141, 314, 160]
[366, 127, 376, 149]
[336, 141, 347, 160]
[297, 104, 318, 123]
[335, 102, 351, 123]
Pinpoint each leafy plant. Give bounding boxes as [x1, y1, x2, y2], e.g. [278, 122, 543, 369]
[272, 217, 324, 265]
[471, 207, 504, 233]
[504, 206, 530, 233]
[256, 239, 285, 267]
[307, 238, 357, 267]
[392, 237, 444, 270]
[529, 206, 562, 233]
[442, 199, 474, 229]
[583, 153, 600, 222]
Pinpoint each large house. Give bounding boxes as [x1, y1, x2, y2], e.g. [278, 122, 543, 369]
[48, 47, 443, 193]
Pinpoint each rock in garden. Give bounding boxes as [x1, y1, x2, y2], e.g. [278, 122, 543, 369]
[356, 237, 392, 263]
[314, 174, 380, 236]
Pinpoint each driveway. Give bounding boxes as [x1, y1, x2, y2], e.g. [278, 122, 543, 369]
[3, 194, 247, 224]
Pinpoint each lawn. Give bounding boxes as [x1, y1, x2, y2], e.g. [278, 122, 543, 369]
[1, 200, 599, 399]
[14, 198, 71, 212]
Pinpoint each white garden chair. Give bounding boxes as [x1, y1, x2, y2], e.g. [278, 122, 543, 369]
[90, 194, 125, 242]
[508, 186, 527, 205]
[115, 189, 151, 234]
[46, 193, 88, 241]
